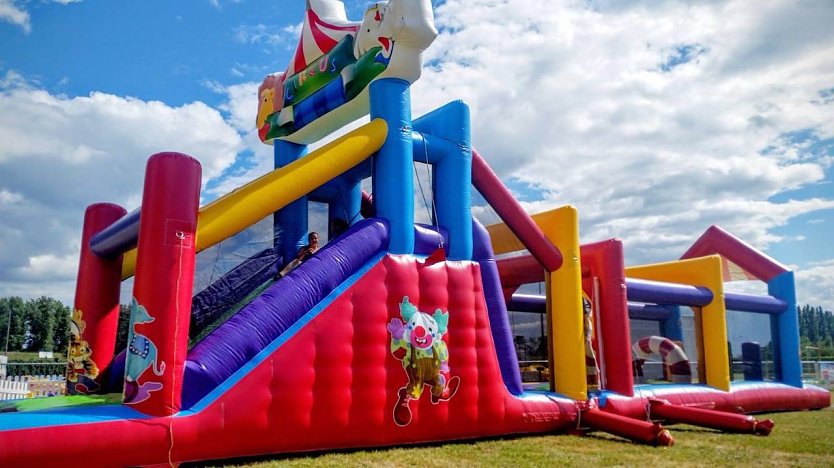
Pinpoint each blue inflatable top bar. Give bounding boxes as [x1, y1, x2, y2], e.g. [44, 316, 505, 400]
[626, 278, 713, 306]
[725, 290, 787, 314]
[88, 208, 140, 258]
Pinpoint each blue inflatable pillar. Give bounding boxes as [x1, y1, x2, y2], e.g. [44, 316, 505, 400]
[412, 100, 473, 260]
[370, 79, 414, 255]
[327, 176, 362, 229]
[662, 306, 683, 342]
[274, 140, 309, 264]
[768, 271, 801, 387]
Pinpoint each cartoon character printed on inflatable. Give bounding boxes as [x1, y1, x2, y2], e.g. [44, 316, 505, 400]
[66, 309, 100, 393]
[387, 296, 460, 426]
[123, 298, 166, 405]
[256, 0, 437, 144]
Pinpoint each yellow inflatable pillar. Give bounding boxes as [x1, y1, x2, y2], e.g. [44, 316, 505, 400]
[626, 255, 730, 391]
[538, 206, 586, 400]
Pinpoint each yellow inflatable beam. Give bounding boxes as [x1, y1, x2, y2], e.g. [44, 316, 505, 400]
[486, 211, 549, 255]
[626, 255, 730, 391]
[485, 206, 587, 400]
[121, 119, 388, 279]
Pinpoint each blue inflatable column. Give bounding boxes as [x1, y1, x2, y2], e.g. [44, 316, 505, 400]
[412, 100, 473, 260]
[369, 78, 414, 254]
[768, 271, 801, 387]
[274, 140, 309, 264]
[432, 102, 472, 260]
[662, 306, 683, 343]
[328, 182, 361, 227]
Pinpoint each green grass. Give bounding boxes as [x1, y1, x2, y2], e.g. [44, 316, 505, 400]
[205, 403, 834, 467]
[0, 393, 121, 413]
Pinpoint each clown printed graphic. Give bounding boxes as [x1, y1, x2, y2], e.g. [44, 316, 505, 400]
[387, 296, 460, 426]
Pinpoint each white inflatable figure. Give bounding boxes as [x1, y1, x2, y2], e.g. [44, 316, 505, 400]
[256, 0, 437, 144]
[354, 0, 438, 82]
[288, 0, 437, 82]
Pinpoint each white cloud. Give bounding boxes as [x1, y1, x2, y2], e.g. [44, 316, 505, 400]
[14, 253, 78, 281]
[205, 81, 275, 197]
[233, 23, 300, 49]
[0, 0, 30, 33]
[0, 73, 244, 304]
[796, 260, 834, 312]
[417, 0, 834, 306]
[0, 189, 24, 205]
[0, 0, 83, 33]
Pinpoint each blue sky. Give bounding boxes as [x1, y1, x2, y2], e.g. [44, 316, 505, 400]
[1, 0, 833, 320]
[2, 1, 345, 105]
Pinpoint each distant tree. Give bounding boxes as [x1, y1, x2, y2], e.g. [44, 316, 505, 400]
[28, 297, 57, 352]
[0, 297, 28, 352]
[797, 304, 834, 358]
[53, 305, 70, 355]
[1, 296, 71, 355]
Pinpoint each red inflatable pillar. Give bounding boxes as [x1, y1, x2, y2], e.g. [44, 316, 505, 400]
[124, 152, 201, 416]
[68, 203, 128, 394]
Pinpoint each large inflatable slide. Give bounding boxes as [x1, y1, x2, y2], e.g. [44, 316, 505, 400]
[0, 1, 828, 465]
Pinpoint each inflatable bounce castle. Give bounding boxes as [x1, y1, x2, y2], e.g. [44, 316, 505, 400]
[0, 1, 829, 464]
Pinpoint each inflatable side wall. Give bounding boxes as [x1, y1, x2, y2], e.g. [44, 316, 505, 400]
[0, 249, 578, 465]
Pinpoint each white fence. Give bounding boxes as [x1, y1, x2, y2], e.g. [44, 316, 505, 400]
[0, 375, 66, 400]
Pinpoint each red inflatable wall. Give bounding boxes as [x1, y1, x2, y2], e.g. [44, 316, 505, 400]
[168, 256, 577, 461]
[0, 255, 577, 465]
[69, 203, 127, 394]
[580, 239, 633, 396]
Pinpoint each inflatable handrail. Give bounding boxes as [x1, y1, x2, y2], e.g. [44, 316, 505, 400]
[111, 119, 387, 279]
[471, 149, 563, 271]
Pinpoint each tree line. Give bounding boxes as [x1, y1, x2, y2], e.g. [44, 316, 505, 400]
[0, 296, 70, 355]
[798, 304, 834, 358]
[0, 297, 132, 357]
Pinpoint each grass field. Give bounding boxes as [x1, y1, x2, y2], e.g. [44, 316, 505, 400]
[208, 401, 833, 467]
